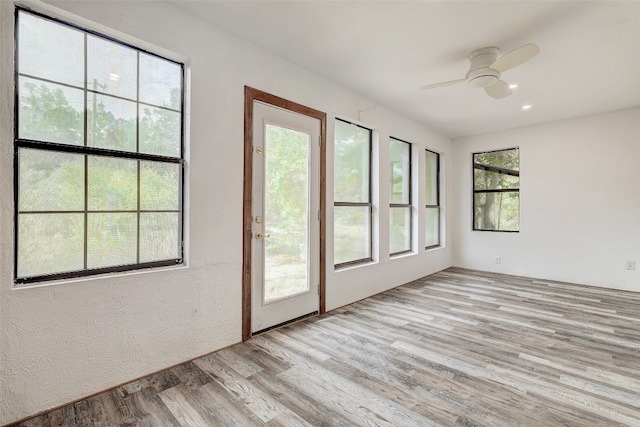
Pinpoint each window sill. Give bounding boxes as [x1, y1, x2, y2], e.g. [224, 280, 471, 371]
[334, 259, 377, 272]
[390, 250, 415, 259]
[472, 229, 519, 233]
[12, 263, 188, 290]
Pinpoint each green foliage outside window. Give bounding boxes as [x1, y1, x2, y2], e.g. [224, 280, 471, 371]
[389, 138, 411, 255]
[334, 120, 372, 266]
[264, 124, 309, 258]
[15, 9, 183, 283]
[473, 148, 519, 231]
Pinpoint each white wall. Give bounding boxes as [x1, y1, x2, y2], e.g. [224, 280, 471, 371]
[0, 1, 452, 423]
[452, 107, 640, 292]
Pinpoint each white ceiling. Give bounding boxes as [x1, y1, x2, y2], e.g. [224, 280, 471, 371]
[172, 0, 640, 138]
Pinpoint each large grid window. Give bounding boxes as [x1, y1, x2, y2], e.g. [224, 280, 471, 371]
[15, 9, 184, 283]
[334, 119, 372, 268]
[389, 138, 412, 255]
[425, 149, 440, 248]
[473, 148, 519, 232]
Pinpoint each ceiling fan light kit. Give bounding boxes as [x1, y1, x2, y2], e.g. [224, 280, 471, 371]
[422, 43, 539, 99]
[467, 70, 499, 88]
[466, 47, 500, 88]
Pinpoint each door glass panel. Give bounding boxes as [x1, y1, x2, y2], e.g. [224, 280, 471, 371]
[263, 124, 310, 302]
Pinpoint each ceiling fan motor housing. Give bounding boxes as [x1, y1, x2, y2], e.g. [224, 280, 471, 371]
[467, 47, 500, 88]
[421, 43, 537, 98]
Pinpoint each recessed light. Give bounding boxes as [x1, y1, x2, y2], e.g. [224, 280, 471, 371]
[509, 84, 518, 89]
[522, 104, 532, 110]
[109, 73, 120, 81]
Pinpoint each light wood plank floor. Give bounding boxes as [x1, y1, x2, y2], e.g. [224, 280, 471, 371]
[10, 268, 640, 426]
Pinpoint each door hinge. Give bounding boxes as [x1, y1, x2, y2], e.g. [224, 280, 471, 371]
[317, 286, 320, 295]
[318, 210, 321, 221]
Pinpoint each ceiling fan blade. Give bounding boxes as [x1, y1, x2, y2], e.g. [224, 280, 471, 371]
[421, 78, 466, 90]
[490, 43, 539, 73]
[485, 80, 512, 99]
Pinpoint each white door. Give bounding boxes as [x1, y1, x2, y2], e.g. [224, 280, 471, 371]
[251, 101, 320, 333]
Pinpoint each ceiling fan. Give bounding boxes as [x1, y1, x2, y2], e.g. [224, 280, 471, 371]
[422, 44, 539, 99]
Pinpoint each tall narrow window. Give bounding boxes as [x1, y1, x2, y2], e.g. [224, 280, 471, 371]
[425, 149, 440, 248]
[389, 138, 411, 255]
[334, 119, 372, 268]
[15, 9, 184, 283]
[473, 148, 519, 232]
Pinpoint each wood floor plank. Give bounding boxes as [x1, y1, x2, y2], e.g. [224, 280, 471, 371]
[247, 367, 355, 427]
[9, 268, 640, 426]
[195, 353, 312, 426]
[192, 380, 266, 425]
[158, 385, 211, 427]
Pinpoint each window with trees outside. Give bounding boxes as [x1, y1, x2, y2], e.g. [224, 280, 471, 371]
[473, 148, 519, 232]
[389, 138, 412, 255]
[15, 9, 184, 284]
[334, 119, 372, 268]
[425, 149, 440, 248]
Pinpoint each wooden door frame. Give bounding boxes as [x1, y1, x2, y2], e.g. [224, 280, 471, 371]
[242, 86, 327, 341]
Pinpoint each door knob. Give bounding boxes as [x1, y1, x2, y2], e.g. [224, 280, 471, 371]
[255, 231, 271, 239]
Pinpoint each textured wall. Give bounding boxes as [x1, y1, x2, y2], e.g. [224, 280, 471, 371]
[452, 107, 640, 292]
[0, 1, 452, 424]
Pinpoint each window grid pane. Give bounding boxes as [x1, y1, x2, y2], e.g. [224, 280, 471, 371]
[17, 12, 84, 87]
[17, 213, 84, 278]
[334, 205, 372, 266]
[87, 93, 137, 152]
[334, 119, 372, 267]
[390, 206, 411, 255]
[425, 149, 441, 248]
[19, 148, 85, 212]
[334, 119, 371, 203]
[87, 156, 138, 211]
[14, 9, 184, 283]
[390, 138, 411, 205]
[139, 212, 180, 263]
[425, 207, 439, 248]
[473, 191, 519, 232]
[390, 138, 412, 255]
[18, 77, 85, 145]
[425, 149, 438, 205]
[87, 213, 137, 269]
[473, 148, 520, 232]
[87, 35, 138, 100]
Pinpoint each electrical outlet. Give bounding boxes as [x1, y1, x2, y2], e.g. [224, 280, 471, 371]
[624, 260, 636, 271]
[495, 256, 501, 264]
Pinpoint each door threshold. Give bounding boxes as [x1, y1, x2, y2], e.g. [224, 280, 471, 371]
[252, 311, 319, 336]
